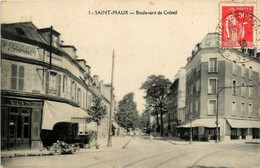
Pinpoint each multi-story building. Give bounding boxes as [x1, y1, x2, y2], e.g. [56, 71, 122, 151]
[177, 33, 260, 141]
[166, 67, 186, 136]
[1, 22, 115, 150]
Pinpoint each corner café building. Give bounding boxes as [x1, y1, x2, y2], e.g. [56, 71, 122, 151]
[1, 96, 89, 150]
[1, 22, 91, 150]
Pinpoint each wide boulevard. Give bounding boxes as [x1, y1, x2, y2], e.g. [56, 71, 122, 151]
[2, 136, 260, 168]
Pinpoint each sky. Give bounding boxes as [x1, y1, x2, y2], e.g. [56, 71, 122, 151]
[2, 0, 257, 113]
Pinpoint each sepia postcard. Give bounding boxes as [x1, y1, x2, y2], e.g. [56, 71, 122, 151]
[1, 0, 260, 167]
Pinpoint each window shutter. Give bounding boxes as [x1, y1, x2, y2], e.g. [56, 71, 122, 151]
[11, 65, 17, 90]
[18, 66, 24, 90]
[63, 75, 66, 92]
[75, 83, 77, 102]
[45, 71, 50, 94]
[57, 74, 61, 96]
[71, 81, 73, 100]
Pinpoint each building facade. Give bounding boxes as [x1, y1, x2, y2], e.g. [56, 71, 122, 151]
[166, 67, 186, 136]
[1, 22, 115, 150]
[177, 33, 260, 141]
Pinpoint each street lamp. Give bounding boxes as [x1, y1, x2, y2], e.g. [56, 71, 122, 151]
[107, 50, 115, 147]
[216, 84, 255, 143]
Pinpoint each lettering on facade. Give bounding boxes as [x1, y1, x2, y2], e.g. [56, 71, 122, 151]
[4, 99, 42, 108]
[1, 39, 36, 57]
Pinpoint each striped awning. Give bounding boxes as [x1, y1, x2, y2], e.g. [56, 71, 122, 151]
[227, 119, 254, 128]
[250, 121, 260, 128]
[177, 118, 216, 128]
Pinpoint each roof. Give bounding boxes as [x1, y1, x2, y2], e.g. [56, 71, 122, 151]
[38, 27, 61, 36]
[60, 45, 77, 51]
[1, 22, 49, 45]
[1, 22, 48, 44]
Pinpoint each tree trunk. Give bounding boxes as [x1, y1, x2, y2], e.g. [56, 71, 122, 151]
[156, 113, 160, 133]
[160, 107, 164, 137]
[96, 124, 99, 148]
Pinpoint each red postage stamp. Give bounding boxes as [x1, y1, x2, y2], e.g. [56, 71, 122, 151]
[221, 5, 255, 48]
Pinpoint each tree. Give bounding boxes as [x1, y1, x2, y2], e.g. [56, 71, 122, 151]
[139, 107, 151, 133]
[115, 92, 139, 134]
[140, 75, 171, 136]
[88, 97, 107, 148]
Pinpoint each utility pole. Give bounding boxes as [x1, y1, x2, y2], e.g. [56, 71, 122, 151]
[49, 26, 53, 70]
[189, 112, 192, 144]
[107, 50, 115, 147]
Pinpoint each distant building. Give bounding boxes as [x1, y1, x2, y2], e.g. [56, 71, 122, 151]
[1, 22, 115, 150]
[177, 33, 260, 141]
[166, 67, 186, 136]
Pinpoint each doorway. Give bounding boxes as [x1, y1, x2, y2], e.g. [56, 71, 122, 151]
[1, 107, 31, 150]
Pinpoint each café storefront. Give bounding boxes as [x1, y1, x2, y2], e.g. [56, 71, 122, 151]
[1, 97, 43, 150]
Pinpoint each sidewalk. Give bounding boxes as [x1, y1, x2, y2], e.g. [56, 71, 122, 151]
[161, 136, 260, 146]
[1, 136, 132, 159]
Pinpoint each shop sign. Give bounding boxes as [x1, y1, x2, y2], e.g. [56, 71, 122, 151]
[3, 98, 42, 108]
[1, 39, 37, 58]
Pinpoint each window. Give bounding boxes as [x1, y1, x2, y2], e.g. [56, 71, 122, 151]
[71, 81, 75, 100]
[208, 100, 217, 115]
[249, 85, 253, 98]
[83, 92, 86, 108]
[248, 104, 252, 117]
[190, 85, 193, 96]
[57, 74, 61, 96]
[45, 71, 49, 94]
[241, 102, 245, 117]
[50, 72, 57, 93]
[242, 64, 246, 78]
[196, 80, 200, 92]
[87, 94, 92, 109]
[249, 66, 253, 80]
[232, 61, 237, 75]
[208, 58, 217, 72]
[15, 27, 26, 38]
[75, 83, 77, 101]
[241, 83, 245, 97]
[196, 65, 200, 76]
[11, 65, 24, 91]
[190, 102, 193, 114]
[258, 105, 260, 118]
[232, 80, 237, 95]
[77, 88, 81, 104]
[195, 99, 199, 113]
[63, 75, 68, 93]
[208, 78, 217, 94]
[232, 101, 237, 116]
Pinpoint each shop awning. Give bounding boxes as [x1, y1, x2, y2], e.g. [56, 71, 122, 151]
[177, 118, 216, 128]
[250, 121, 260, 128]
[227, 119, 254, 128]
[42, 100, 89, 130]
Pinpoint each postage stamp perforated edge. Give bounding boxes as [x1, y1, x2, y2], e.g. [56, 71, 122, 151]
[218, 1, 258, 50]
